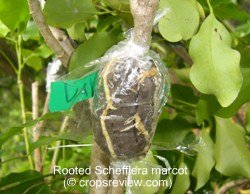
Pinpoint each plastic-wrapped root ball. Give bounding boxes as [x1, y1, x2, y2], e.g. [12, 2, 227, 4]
[92, 39, 169, 160]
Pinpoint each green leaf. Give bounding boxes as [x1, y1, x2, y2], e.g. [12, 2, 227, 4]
[40, 112, 64, 120]
[0, 170, 50, 194]
[22, 46, 52, 71]
[102, 0, 132, 26]
[192, 128, 215, 190]
[215, 117, 250, 178]
[190, 13, 242, 107]
[0, 113, 63, 148]
[159, 0, 200, 42]
[67, 22, 85, 42]
[235, 20, 250, 38]
[128, 151, 161, 194]
[171, 68, 191, 84]
[69, 30, 123, 71]
[196, 68, 250, 124]
[170, 161, 190, 194]
[29, 133, 90, 152]
[154, 117, 192, 148]
[22, 20, 40, 41]
[34, 45, 53, 58]
[196, 95, 220, 125]
[237, 37, 250, 68]
[0, 0, 29, 31]
[0, 20, 9, 37]
[216, 70, 250, 117]
[214, 3, 249, 22]
[44, 0, 96, 28]
[0, 121, 37, 148]
[171, 84, 198, 104]
[97, 15, 122, 32]
[26, 56, 42, 71]
[22, 49, 42, 71]
[103, 0, 130, 12]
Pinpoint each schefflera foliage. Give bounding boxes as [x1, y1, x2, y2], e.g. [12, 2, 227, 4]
[157, 0, 249, 192]
[159, 0, 242, 108]
[189, 11, 242, 107]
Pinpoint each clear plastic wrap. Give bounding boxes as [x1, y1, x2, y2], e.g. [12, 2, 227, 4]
[92, 37, 169, 160]
[49, 8, 170, 161]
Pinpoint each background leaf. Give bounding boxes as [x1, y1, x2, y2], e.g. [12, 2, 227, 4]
[0, 121, 37, 149]
[29, 133, 91, 153]
[214, 3, 249, 22]
[69, 30, 123, 71]
[44, 0, 96, 28]
[0, 170, 50, 194]
[159, 0, 200, 42]
[0, 0, 29, 31]
[0, 21, 9, 37]
[215, 117, 250, 178]
[0, 113, 63, 148]
[170, 161, 190, 194]
[196, 68, 250, 124]
[22, 49, 42, 71]
[67, 22, 85, 41]
[102, 0, 132, 26]
[171, 84, 199, 104]
[192, 128, 215, 190]
[190, 13, 242, 107]
[22, 20, 40, 41]
[33, 45, 53, 58]
[103, 0, 130, 12]
[154, 117, 192, 148]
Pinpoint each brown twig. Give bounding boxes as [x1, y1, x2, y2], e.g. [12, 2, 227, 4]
[216, 179, 250, 194]
[28, 0, 74, 67]
[32, 82, 43, 172]
[32, 93, 50, 172]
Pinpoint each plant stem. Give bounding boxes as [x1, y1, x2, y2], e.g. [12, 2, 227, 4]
[16, 35, 34, 169]
[216, 179, 250, 194]
[206, 0, 214, 14]
[32, 82, 43, 172]
[130, 0, 159, 47]
[28, 0, 73, 67]
[173, 99, 196, 108]
[167, 103, 195, 116]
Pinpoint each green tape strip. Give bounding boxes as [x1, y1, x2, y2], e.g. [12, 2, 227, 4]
[49, 72, 98, 112]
